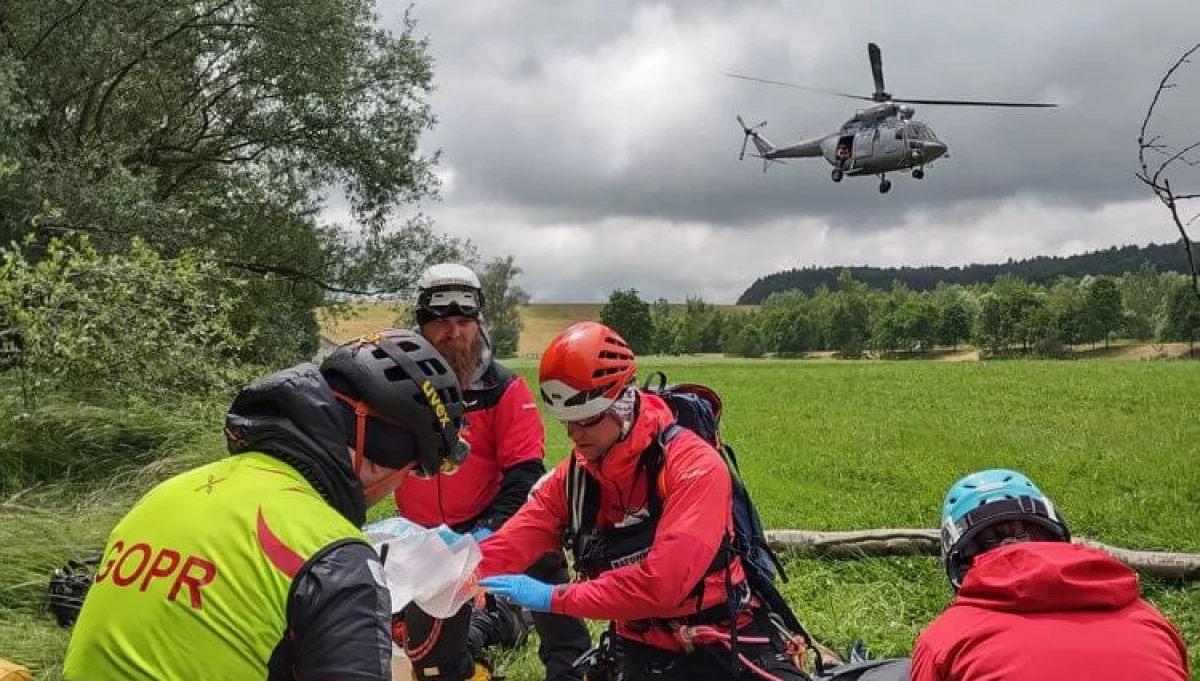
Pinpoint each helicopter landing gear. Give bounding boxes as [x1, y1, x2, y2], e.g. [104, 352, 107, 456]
[878, 176, 892, 194]
[831, 168, 843, 183]
[912, 167, 925, 180]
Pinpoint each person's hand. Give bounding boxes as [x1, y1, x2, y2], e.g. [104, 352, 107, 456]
[470, 527, 494, 542]
[478, 574, 554, 612]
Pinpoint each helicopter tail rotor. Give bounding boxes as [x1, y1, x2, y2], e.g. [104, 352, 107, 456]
[736, 114, 774, 164]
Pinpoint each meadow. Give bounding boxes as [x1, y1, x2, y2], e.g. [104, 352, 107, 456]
[1, 359, 1198, 678]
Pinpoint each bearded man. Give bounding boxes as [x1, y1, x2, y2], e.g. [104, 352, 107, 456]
[389, 263, 591, 681]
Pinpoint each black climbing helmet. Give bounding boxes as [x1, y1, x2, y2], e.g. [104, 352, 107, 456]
[320, 329, 469, 476]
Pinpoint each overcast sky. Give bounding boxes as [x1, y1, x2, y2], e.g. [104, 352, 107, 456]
[355, 1, 1200, 303]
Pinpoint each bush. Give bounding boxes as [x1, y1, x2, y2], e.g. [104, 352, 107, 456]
[0, 234, 251, 403]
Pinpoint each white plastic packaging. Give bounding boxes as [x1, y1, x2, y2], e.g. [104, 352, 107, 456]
[364, 517, 482, 618]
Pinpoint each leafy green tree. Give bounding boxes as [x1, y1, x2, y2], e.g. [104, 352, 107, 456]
[648, 298, 677, 355]
[0, 234, 246, 405]
[672, 296, 723, 354]
[1045, 278, 1086, 346]
[1083, 276, 1123, 347]
[1119, 262, 1168, 341]
[933, 286, 974, 349]
[600, 288, 653, 354]
[479, 256, 530, 358]
[828, 270, 872, 357]
[1159, 275, 1200, 347]
[976, 292, 1004, 355]
[0, 0, 471, 367]
[759, 291, 816, 355]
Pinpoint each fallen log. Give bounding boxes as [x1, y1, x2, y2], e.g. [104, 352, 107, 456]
[765, 529, 1200, 582]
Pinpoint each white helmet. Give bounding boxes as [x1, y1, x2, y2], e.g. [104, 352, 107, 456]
[416, 263, 485, 324]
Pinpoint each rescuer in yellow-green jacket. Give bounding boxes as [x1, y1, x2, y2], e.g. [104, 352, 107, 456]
[62, 329, 471, 681]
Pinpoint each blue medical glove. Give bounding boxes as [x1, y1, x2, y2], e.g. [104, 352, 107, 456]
[470, 527, 494, 542]
[433, 525, 466, 546]
[478, 574, 555, 612]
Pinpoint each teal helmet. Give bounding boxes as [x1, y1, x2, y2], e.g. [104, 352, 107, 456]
[939, 468, 1070, 589]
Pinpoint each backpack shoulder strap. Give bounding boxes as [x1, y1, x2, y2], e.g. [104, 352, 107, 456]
[564, 455, 599, 551]
[642, 371, 668, 392]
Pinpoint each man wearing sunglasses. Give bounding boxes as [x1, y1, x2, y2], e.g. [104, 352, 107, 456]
[391, 264, 591, 681]
[63, 329, 470, 681]
[474, 322, 810, 681]
[911, 468, 1189, 681]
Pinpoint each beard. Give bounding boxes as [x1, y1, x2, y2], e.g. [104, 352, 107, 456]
[434, 331, 484, 389]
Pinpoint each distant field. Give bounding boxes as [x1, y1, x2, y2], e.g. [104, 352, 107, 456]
[317, 301, 755, 355]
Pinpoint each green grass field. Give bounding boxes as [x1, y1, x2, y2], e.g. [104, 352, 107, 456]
[2, 360, 1198, 678]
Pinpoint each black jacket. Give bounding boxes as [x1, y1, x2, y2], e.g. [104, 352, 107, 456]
[225, 363, 392, 681]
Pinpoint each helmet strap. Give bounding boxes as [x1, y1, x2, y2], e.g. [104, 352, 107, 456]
[363, 466, 411, 499]
[331, 390, 374, 476]
[352, 400, 368, 475]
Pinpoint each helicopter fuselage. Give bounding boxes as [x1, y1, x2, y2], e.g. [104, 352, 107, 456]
[820, 105, 947, 176]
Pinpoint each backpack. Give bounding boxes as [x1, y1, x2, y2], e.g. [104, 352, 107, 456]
[640, 371, 788, 583]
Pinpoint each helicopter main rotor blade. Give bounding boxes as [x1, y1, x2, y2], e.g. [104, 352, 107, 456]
[890, 96, 1058, 108]
[868, 42, 887, 101]
[726, 73, 874, 102]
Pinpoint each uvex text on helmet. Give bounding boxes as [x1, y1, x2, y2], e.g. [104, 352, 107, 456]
[319, 329, 469, 475]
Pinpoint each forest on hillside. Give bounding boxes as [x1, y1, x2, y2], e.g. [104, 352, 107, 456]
[737, 240, 1194, 304]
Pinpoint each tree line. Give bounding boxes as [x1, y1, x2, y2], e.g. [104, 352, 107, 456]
[737, 240, 1197, 305]
[601, 264, 1200, 359]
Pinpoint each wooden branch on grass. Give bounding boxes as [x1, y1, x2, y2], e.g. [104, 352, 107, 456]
[766, 529, 1200, 582]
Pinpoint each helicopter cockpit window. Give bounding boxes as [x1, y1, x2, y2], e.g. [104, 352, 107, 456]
[911, 123, 939, 142]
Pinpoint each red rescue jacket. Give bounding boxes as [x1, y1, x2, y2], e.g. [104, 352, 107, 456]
[394, 362, 545, 528]
[912, 542, 1190, 681]
[479, 392, 747, 651]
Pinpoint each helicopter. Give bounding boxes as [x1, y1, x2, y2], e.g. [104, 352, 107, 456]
[729, 43, 1058, 193]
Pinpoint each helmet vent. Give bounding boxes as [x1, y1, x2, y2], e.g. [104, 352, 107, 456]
[418, 358, 448, 376]
[384, 366, 411, 383]
[599, 350, 632, 361]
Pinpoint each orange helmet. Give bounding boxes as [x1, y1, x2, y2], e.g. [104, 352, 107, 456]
[538, 322, 637, 422]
